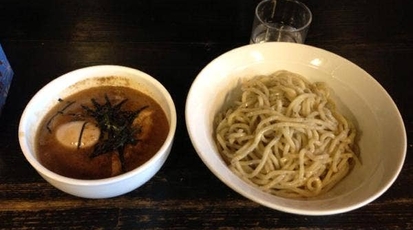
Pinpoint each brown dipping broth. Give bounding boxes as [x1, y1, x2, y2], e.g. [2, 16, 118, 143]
[36, 85, 169, 179]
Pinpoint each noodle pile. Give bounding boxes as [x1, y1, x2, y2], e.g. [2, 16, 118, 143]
[214, 70, 358, 198]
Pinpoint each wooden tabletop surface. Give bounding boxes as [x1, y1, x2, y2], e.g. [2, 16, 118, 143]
[0, 0, 412, 229]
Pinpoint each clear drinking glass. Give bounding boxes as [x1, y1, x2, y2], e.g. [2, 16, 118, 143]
[250, 0, 312, 44]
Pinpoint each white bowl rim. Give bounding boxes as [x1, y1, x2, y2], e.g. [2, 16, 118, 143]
[18, 65, 177, 186]
[185, 43, 407, 215]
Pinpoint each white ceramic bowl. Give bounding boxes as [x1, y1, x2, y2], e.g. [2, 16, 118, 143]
[19, 65, 177, 199]
[185, 43, 406, 215]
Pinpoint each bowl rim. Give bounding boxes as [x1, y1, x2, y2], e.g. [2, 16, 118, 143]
[185, 43, 407, 215]
[18, 65, 177, 186]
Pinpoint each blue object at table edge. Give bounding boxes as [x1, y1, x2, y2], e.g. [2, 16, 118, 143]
[0, 44, 14, 116]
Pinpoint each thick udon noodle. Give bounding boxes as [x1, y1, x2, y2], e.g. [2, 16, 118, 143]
[215, 70, 358, 198]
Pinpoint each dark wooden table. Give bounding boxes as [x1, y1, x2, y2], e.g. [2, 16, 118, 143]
[1, 0, 412, 229]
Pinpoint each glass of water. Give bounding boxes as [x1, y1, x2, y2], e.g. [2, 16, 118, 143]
[250, 0, 312, 44]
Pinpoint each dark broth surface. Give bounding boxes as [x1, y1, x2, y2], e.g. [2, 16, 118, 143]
[36, 85, 169, 179]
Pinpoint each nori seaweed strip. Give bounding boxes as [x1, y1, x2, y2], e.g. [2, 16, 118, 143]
[82, 95, 148, 172]
[77, 121, 88, 149]
[46, 99, 75, 133]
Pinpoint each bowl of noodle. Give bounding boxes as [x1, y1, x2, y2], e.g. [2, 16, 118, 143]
[185, 43, 406, 215]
